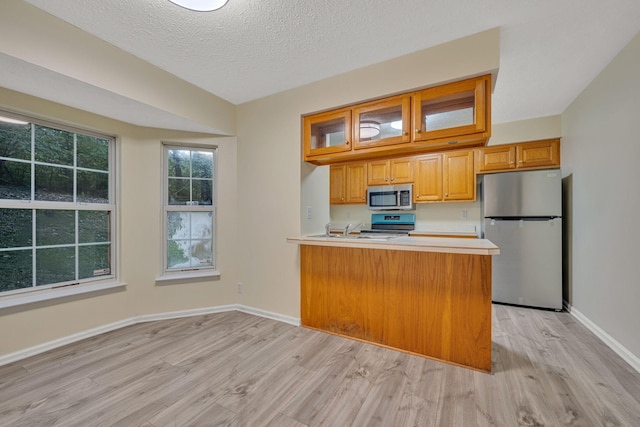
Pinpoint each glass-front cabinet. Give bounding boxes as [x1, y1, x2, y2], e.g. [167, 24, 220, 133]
[303, 108, 352, 158]
[353, 94, 411, 149]
[412, 75, 489, 144]
[302, 74, 491, 165]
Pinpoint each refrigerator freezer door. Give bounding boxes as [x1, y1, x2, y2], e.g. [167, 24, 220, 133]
[483, 169, 562, 218]
[484, 217, 562, 310]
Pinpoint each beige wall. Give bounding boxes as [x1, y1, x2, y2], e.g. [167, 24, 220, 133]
[0, 88, 240, 355]
[561, 32, 640, 359]
[490, 115, 561, 146]
[0, 0, 235, 135]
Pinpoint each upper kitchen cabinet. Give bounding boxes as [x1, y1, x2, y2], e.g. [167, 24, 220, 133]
[476, 138, 560, 173]
[443, 149, 475, 201]
[367, 157, 414, 186]
[353, 95, 411, 150]
[303, 108, 352, 159]
[303, 74, 492, 165]
[330, 162, 368, 205]
[412, 75, 490, 146]
[414, 149, 475, 202]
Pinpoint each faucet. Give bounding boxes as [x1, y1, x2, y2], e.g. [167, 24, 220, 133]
[344, 222, 364, 236]
[325, 222, 332, 237]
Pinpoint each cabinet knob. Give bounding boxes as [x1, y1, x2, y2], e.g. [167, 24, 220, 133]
[391, 177, 395, 181]
[415, 129, 422, 133]
[345, 140, 350, 145]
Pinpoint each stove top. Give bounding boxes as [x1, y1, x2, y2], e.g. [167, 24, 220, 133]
[361, 213, 415, 235]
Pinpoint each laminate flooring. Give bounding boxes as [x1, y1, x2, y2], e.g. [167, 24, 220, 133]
[1, 304, 639, 426]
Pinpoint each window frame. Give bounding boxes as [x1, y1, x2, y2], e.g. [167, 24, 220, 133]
[158, 143, 218, 282]
[0, 110, 118, 299]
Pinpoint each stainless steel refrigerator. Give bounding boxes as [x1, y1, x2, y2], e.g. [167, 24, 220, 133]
[482, 169, 562, 310]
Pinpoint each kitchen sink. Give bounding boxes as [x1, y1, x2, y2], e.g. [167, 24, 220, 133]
[306, 234, 399, 241]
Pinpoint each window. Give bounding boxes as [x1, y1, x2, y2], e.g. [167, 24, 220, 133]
[0, 112, 115, 296]
[162, 145, 216, 276]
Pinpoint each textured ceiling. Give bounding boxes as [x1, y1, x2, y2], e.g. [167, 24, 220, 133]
[13, 0, 640, 126]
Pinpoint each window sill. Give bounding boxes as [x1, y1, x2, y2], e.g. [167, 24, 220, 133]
[155, 270, 220, 285]
[0, 280, 127, 310]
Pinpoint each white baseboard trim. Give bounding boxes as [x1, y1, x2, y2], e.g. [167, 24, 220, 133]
[565, 302, 640, 374]
[0, 304, 301, 367]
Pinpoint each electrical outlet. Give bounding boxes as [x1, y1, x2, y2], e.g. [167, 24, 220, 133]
[236, 282, 243, 294]
[306, 206, 312, 219]
[461, 210, 468, 219]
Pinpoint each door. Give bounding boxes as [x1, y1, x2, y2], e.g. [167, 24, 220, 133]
[484, 218, 562, 310]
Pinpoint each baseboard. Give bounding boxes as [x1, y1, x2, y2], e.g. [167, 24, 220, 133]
[565, 301, 640, 374]
[235, 305, 300, 327]
[0, 304, 301, 367]
[0, 317, 137, 367]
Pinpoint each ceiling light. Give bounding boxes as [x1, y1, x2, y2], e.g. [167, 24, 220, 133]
[168, 0, 229, 11]
[0, 115, 29, 125]
[390, 120, 403, 130]
[360, 121, 380, 138]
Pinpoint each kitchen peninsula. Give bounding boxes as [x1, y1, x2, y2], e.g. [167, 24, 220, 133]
[287, 236, 499, 372]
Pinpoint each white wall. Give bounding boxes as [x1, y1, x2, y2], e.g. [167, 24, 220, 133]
[561, 32, 640, 359]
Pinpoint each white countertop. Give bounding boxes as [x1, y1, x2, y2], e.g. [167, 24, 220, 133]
[287, 235, 499, 255]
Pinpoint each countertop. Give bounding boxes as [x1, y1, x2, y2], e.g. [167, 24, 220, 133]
[287, 235, 499, 256]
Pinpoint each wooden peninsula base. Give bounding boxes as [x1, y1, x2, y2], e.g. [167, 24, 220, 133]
[299, 244, 493, 372]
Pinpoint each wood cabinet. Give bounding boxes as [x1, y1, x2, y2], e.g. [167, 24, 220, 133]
[303, 108, 352, 159]
[329, 162, 368, 205]
[443, 150, 475, 201]
[303, 75, 492, 165]
[367, 157, 414, 186]
[353, 94, 411, 150]
[414, 154, 442, 201]
[299, 244, 493, 372]
[476, 138, 560, 173]
[414, 149, 475, 202]
[412, 75, 490, 145]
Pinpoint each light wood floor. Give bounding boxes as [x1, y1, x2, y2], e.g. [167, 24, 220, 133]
[1, 305, 639, 426]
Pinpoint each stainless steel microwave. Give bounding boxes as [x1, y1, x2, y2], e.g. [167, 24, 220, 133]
[367, 184, 414, 211]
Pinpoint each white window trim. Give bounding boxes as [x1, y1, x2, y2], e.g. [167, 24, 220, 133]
[0, 279, 126, 309]
[0, 110, 118, 300]
[157, 143, 218, 283]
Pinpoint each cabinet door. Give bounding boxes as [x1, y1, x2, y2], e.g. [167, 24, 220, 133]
[345, 163, 368, 204]
[443, 150, 475, 201]
[367, 160, 390, 186]
[329, 165, 346, 204]
[304, 108, 352, 159]
[389, 157, 414, 184]
[414, 154, 443, 202]
[477, 145, 516, 173]
[412, 75, 488, 143]
[353, 94, 411, 150]
[517, 139, 560, 169]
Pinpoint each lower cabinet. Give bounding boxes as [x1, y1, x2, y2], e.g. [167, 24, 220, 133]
[415, 149, 475, 202]
[329, 162, 368, 205]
